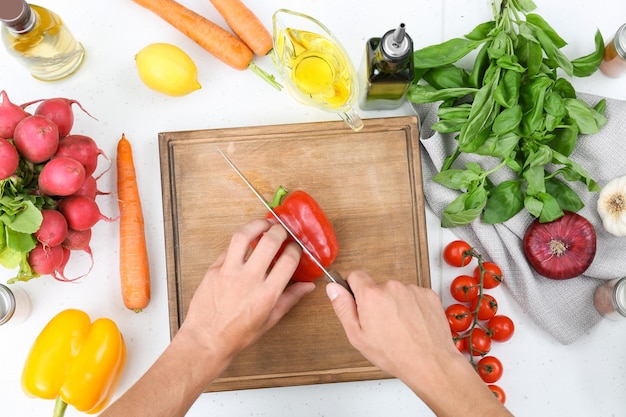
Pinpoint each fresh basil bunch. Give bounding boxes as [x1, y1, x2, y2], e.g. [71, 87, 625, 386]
[408, 0, 606, 227]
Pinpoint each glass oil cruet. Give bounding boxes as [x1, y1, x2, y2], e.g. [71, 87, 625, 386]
[0, 0, 85, 81]
[272, 9, 363, 131]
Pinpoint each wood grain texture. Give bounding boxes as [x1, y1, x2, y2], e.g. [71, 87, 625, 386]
[158, 116, 431, 391]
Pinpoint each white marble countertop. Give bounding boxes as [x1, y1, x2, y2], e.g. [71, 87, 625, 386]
[1, 0, 625, 416]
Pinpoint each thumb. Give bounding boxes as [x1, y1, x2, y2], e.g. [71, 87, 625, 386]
[326, 282, 360, 336]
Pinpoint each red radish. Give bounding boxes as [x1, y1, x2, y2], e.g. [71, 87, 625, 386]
[38, 156, 86, 196]
[62, 228, 92, 252]
[72, 175, 110, 199]
[21, 97, 96, 138]
[13, 115, 59, 163]
[58, 195, 118, 231]
[0, 90, 29, 138]
[523, 211, 596, 280]
[34, 209, 69, 247]
[0, 137, 19, 180]
[28, 243, 64, 275]
[55, 134, 109, 176]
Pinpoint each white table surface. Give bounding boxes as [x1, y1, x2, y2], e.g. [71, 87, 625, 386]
[1, 1, 626, 416]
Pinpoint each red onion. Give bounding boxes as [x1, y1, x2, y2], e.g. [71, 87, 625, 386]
[523, 211, 596, 280]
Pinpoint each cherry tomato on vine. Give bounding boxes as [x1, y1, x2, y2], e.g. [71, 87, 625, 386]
[487, 315, 515, 342]
[443, 240, 473, 267]
[477, 356, 503, 383]
[450, 274, 480, 302]
[470, 293, 498, 320]
[473, 261, 503, 289]
[451, 331, 465, 352]
[488, 384, 506, 404]
[465, 327, 491, 356]
[445, 303, 473, 332]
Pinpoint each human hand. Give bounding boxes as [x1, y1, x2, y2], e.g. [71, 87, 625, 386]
[180, 219, 316, 363]
[326, 271, 511, 417]
[326, 270, 460, 382]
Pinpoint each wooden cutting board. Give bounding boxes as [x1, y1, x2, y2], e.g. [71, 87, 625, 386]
[158, 116, 430, 392]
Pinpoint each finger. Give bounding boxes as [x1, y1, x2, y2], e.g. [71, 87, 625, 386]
[346, 270, 377, 298]
[223, 219, 272, 268]
[264, 241, 301, 291]
[326, 282, 361, 338]
[265, 281, 316, 328]
[246, 223, 289, 274]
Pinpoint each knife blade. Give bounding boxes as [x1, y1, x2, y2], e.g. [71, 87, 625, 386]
[218, 148, 352, 295]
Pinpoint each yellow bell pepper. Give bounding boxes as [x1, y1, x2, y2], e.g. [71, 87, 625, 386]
[21, 309, 126, 417]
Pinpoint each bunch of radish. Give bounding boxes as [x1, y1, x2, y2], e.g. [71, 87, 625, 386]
[0, 90, 115, 282]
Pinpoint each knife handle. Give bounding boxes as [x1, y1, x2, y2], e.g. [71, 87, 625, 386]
[325, 270, 354, 297]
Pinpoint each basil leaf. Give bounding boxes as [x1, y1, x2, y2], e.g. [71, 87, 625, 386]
[572, 30, 604, 77]
[458, 72, 501, 152]
[546, 123, 578, 156]
[465, 21, 496, 40]
[494, 69, 521, 108]
[469, 43, 491, 88]
[423, 66, 470, 89]
[492, 104, 522, 135]
[441, 188, 487, 228]
[545, 177, 584, 212]
[413, 38, 485, 68]
[524, 195, 543, 218]
[433, 168, 480, 190]
[474, 131, 520, 158]
[524, 165, 546, 195]
[526, 14, 567, 48]
[406, 84, 476, 104]
[564, 98, 607, 134]
[537, 192, 563, 222]
[483, 180, 524, 224]
[432, 119, 467, 133]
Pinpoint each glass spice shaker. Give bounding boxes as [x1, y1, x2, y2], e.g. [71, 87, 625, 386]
[0, 283, 32, 326]
[593, 277, 626, 320]
[599, 23, 626, 78]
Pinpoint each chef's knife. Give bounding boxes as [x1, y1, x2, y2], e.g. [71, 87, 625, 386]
[218, 149, 353, 296]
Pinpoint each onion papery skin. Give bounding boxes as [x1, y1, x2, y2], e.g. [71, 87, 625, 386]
[523, 211, 597, 280]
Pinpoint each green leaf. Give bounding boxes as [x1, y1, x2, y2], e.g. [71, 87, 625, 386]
[423, 66, 470, 89]
[526, 14, 567, 48]
[4, 200, 43, 234]
[564, 98, 607, 134]
[545, 177, 584, 212]
[5, 227, 37, 253]
[493, 70, 521, 108]
[473, 131, 520, 158]
[432, 119, 467, 133]
[433, 169, 481, 190]
[537, 192, 563, 222]
[469, 43, 492, 88]
[413, 38, 485, 68]
[458, 72, 501, 152]
[524, 195, 543, 218]
[546, 123, 578, 156]
[483, 180, 524, 224]
[492, 104, 522, 135]
[572, 30, 604, 77]
[441, 188, 487, 227]
[406, 84, 476, 104]
[465, 21, 496, 40]
[524, 165, 546, 195]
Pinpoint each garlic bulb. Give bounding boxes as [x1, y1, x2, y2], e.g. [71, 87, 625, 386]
[597, 175, 626, 236]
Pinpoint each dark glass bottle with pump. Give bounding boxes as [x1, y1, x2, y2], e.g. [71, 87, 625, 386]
[359, 24, 414, 110]
[0, 0, 85, 81]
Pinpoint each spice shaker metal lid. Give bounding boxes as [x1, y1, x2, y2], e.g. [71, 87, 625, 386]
[381, 23, 412, 60]
[615, 23, 626, 59]
[0, 284, 17, 325]
[0, 0, 33, 33]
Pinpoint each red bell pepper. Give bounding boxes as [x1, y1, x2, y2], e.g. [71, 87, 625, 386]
[266, 186, 339, 282]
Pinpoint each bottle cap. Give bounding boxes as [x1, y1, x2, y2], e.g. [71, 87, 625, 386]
[0, 0, 33, 33]
[381, 24, 412, 59]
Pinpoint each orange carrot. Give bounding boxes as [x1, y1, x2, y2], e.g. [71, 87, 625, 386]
[207, 0, 273, 56]
[132, 0, 282, 90]
[116, 134, 150, 312]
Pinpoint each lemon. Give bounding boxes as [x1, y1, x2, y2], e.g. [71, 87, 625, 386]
[135, 43, 201, 96]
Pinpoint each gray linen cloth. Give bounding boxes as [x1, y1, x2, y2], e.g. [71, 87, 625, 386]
[413, 93, 626, 344]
